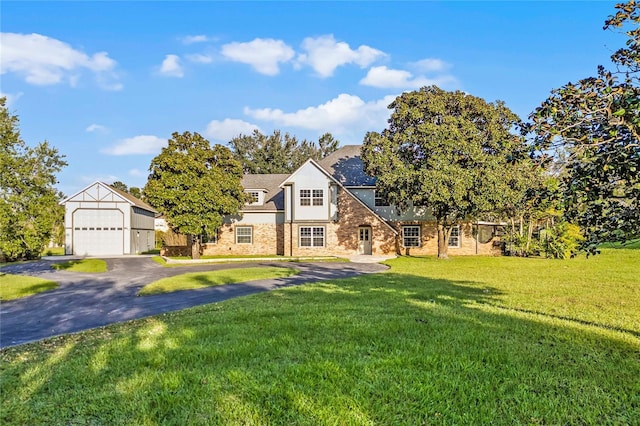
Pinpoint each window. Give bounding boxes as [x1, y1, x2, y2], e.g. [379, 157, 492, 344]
[402, 226, 421, 247]
[300, 189, 323, 206]
[448, 225, 461, 248]
[247, 191, 260, 204]
[300, 226, 325, 247]
[374, 191, 389, 207]
[235, 226, 252, 244]
[300, 189, 311, 206]
[312, 189, 324, 206]
[203, 229, 218, 244]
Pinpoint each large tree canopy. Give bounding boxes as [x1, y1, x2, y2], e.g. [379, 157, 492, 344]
[362, 86, 526, 259]
[0, 97, 67, 261]
[532, 0, 639, 253]
[228, 130, 339, 174]
[144, 131, 246, 259]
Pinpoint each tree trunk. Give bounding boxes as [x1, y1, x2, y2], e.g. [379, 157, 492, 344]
[437, 222, 449, 259]
[190, 235, 201, 259]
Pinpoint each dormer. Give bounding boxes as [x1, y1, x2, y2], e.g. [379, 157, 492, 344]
[245, 188, 267, 206]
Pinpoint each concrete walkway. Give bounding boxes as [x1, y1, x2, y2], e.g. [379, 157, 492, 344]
[0, 257, 387, 348]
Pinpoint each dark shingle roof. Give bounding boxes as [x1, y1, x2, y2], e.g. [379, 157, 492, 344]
[317, 145, 377, 186]
[242, 174, 288, 211]
[107, 184, 157, 213]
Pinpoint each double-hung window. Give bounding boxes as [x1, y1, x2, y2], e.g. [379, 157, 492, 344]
[402, 226, 421, 247]
[448, 225, 461, 248]
[300, 189, 323, 206]
[235, 226, 253, 244]
[300, 226, 325, 247]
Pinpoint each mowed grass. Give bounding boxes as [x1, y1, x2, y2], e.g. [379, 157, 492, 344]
[138, 267, 300, 295]
[1, 249, 638, 424]
[0, 274, 58, 301]
[51, 259, 107, 273]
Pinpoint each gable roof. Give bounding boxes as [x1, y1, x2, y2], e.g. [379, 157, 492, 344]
[283, 158, 397, 235]
[317, 145, 377, 187]
[60, 181, 156, 213]
[242, 174, 288, 211]
[107, 184, 157, 212]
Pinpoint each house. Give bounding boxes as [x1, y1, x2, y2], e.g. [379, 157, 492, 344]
[164, 145, 502, 257]
[60, 181, 156, 256]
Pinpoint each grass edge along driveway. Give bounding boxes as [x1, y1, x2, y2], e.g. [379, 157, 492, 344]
[51, 259, 107, 273]
[0, 273, 58, 301]
[138, 266, 300, 295]
[1, 249, 638, 424]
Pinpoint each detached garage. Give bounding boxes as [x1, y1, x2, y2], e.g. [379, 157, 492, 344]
[61, 182, 156, 256]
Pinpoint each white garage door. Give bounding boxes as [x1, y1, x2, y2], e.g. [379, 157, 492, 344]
[72, 209, 124, 256]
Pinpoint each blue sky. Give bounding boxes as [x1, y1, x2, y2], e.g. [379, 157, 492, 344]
[1, 1, 625, 196]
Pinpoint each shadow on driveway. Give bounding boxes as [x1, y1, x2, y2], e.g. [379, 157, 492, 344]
[0, 257, 387, 348]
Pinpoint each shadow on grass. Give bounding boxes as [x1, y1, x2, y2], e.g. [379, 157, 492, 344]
[1, 272, 638, 424]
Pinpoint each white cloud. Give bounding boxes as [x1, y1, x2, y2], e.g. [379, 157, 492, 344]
[360, 65, 456, 89]
[205, 118, 262, 142]
[102, 135, 167, 155]
[244, 93, 396, 137]
[181, 35, 210, 44]
[297, 35, 386, 78]
[86, 123, 108, 133]
[158, 54, 184, 77]
[0, 32, 121, 89]
[221, 38, 294, 76]
[186, 53, 214, 64]
[412, 58, 450, 73]
[0, 91, 23, 107]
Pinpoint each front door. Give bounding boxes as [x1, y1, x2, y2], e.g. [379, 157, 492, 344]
[358, 227, 372, 255]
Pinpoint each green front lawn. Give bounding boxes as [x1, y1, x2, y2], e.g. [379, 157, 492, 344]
[51, 259, 107, 273]
[0, 274, 58, 301]
[1, 249, 638, 424]
[138, 267, 300, 295]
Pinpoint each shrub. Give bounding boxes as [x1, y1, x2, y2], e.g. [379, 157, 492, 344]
[542, 222, 585, 259]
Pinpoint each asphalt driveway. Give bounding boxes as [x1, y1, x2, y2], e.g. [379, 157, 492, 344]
[0, 257, 387, 348]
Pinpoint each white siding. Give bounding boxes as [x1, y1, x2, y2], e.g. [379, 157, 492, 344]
[231, 212, 283, 225]
[62, 182, 156, 256]
[286, 163, 332, 221]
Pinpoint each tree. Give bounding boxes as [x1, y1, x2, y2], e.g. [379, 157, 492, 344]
[110, 181, 129, 192]
[110, 180, 143, 200]
[128, 187, 142, 199]
[361, 86, 525, 259]
[228, 130, 339, 174]
[144, 131, 246, 259]
[0, 97, 67, 261]
[531, 0, 639, 254]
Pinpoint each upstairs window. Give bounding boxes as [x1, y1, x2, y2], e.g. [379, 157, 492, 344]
[312, 189, 324, 206]
[374, 191, 389, 207]
[300, 189, 323, 206]
[247, 191, 260, 204]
